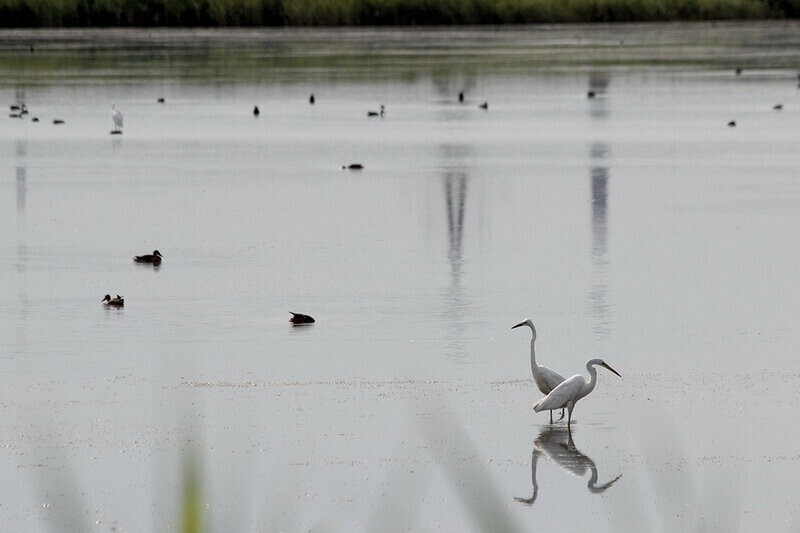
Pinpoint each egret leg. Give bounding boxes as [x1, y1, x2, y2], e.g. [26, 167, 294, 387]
[549, 410, 553, 424]
[566, 404, 575, 436]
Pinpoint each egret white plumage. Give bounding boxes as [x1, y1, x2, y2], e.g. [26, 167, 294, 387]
[533, 358, 620, 433]
[111, 104, 123, 133]
[512, 319, 566, 423]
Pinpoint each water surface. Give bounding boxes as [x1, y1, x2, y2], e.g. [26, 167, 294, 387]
[1, 22, 799, 531]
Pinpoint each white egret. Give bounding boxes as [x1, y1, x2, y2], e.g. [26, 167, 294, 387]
[512, 319, 566, 423]
[111, 104, 123, 134]
[533, 358, 621, 433]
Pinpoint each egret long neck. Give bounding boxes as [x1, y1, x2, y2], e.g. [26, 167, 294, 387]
[579, 363, 599, 400]
[529, 336, 539, 376]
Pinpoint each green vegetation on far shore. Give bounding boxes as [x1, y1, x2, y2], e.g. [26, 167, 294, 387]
[1, 0, 798, 27]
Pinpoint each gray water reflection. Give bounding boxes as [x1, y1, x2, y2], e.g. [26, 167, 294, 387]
[587, 72, 610, 119]
[432, 69, 477, 105]
[589, 142, 612, 341]
[587, 70, 612, 343]
[441, 144, 471, 361]
[515, 426, 622, 506]
[15, 139, 26, 213]
[14, 140, 27, 279]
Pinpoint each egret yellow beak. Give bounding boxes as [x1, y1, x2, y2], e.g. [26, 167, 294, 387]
[602, 362, 621, 377]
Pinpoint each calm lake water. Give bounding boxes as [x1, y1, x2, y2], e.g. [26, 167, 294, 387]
[1, 22, 800, 531]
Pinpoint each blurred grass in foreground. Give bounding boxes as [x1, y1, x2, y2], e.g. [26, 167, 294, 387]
[182, 452, 204, 533]
[0, 0, 797, 27]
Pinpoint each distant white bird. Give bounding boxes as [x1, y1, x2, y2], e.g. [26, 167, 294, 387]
[534, 358, 621, 433]
[111, 104, 123, 133]
[512, 319, 566, 423]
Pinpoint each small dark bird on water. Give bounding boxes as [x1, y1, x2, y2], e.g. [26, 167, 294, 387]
[31, 117, 39, 122]
[157, 97, 165, 103]
[368, 105, 385, 118]
[587, 91, 596, 98]
[53, 119, 64, 125]
[309, 94, 315, 104]
[253, 106, 260, 117]
[773, 104, 783, 110]
[134, 250, 163, 264]
[478, 101, 488, 110]
[102, 294, 124, 307]
[290, 312, 315, 325]
[735, 67, 742, 75]
[727, 120, 737, 127]
[342, 164, 363, 170]
[9, 104, 27, 117]
[458, 91, 464, 103]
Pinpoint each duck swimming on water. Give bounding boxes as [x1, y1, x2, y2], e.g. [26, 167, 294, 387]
[134, 250, 163, 264]
[102, 294, 124, 307]
[289, 312, 315, 325]
[367, 105, 384, 118]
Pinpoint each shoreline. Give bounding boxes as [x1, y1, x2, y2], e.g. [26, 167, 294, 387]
[1, 0, 796, 28]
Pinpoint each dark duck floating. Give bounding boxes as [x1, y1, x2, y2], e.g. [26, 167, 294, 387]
[727, 120, 737, 127]
[253, 106, 260, 117]
[587, 91, 596, 98]
[9, 103, 27, 117]
[134, 250, 163, 264]
[773, 104, 783, 110]
[478, 101, 488, 109]
[158, 97, 165, 103]
[102, 294, 124, 307]
[367, 105, 385, 118]
[53, 119, 65, 125]
[289, 312, 315, 325]
[309, 94, 315, 104]
[342, 164, 363, 170]
[458, 91, 464, 103]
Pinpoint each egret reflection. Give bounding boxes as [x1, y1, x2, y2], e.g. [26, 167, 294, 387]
[515, 425, 622, 506]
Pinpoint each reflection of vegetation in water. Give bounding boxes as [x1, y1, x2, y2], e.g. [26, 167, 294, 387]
[3, 23, 800, 88]
[0, 0, 795, 28]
